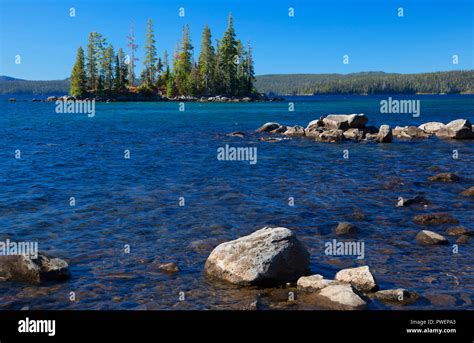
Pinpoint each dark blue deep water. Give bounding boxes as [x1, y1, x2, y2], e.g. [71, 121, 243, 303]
[0, 94, 473, 310]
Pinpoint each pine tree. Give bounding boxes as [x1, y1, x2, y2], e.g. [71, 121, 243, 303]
[197, 25, 215, 95]
[104, 45, 115, 91]
[127, 21, 139, 87]
[70, 46, 87, 97]
[174, 25, 194, 95]
[143, 18, 157, 86]
[243, 42, 256, 94]
[219, 13, 238, 95]
[85, 32, 98, 90]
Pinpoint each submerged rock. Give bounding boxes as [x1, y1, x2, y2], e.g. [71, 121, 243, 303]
[413, 213, 459, 226]
[446, 227, 472, 236]
[461, 186, 474, 196]
[317, 284, 368, 310]
[335, 266, 378, 292]
[255, 122, 281, 133]
[428, 172, 460, 182]
[154, 262, 180, 273]
[297, 274, 338, 291]
[375, 125, 393, 143]
[415, 230, 449, 245]
[204, 227, 310, 286]
[334, 222, 358, 235]
[374, 289, 419, 305]
[456, 235, 470, 244]
[0, 253, 70, 284]
[227, 131, 245, 138]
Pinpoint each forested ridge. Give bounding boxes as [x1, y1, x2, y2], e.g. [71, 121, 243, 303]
[255, 70, 474, 95]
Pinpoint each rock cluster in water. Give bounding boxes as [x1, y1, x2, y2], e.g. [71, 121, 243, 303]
[254, 114, 474, 142]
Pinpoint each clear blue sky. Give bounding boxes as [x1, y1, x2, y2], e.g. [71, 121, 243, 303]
[0, 0, 472, 80]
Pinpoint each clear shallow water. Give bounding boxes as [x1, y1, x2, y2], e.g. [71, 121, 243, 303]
[0, 94, 473, 310]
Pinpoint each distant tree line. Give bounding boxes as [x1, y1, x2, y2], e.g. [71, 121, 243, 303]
[255, 71, 474, 95]
[69, 14, 256, 98]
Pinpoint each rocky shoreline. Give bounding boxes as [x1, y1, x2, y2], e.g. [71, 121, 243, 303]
[7, 94, 285, 103]
[252, 114, 474, 142]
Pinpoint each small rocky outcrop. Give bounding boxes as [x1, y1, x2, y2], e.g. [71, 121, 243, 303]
[436, 119, 473, 139]
[297, 274, 339, 291]
[461, 186, 474, 196]
[446, 227, 472, 236]
[0, 253, 70, 284]
[335, 266, 378, 292]
[204, 227, 310, 286]
[415, 230, 449, 245]
[413, 213, 459, 226]
[322, 114, 368, 130]
[393, 126, 430, 139]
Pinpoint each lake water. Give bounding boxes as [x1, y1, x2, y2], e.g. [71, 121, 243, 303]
[0, 94, 473, 310]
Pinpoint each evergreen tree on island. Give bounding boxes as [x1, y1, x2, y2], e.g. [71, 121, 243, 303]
[70, 46, 86, 97]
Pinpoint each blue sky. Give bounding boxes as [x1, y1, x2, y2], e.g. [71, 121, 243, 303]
[0, 0, 472, 80]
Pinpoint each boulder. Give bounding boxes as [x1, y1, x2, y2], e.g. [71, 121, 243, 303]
[418, 122, 446, 134]
[374, 289, 419, 305]
[46, 96, 58, 102]
[446, 227, 472, 236]
[415, 230, 449, 245]
[456, 235, 470, 244]
[375, 125, 393, 143]
[297, 274, 338, 291]
[306, 118, 324, 130]
[283, 125, 306, 137]
[335, 266, 378, 292]
[227, 131, 245, 138]
[204, 227, 310, 286]
[413, 213, 459, 226]
[317, 284, 368, 310]
[436, 119, 473, 139]
[396, 196, 430, 207]
[461, 186, 474, 196]
[393, 126, 430, 139]
[322, 114, 368, 130]
[256, 122, 281, 133]
[270, 125, 288, 134]
[155, 262, 180, 273]
[428, 172, 459, 182]
[334, 222, 357, 235]
[315, 129, 344, 143]
[343, 128, 365, 141]
[0, 253, 70, 284]
[305, 126, 324, 138]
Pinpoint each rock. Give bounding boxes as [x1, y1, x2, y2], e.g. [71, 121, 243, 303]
[317, 284, 368, 310]
[155, 262, 180, 273]
[227, 131, 245, 138]
[283, 125, 305, 137]
[256, 122, 281, 133]
[428, 172, 459, 182]
[446, 227, 472, 236]
[297, 274, 339, 291]
[343, 128, 365, 140]
[396, 196, 430, 207]
[315, 129, 344, 143]
[46, 96, 58, 102]
[305, 126, 324, 138]
[0, 253, 70, 284]
[204, 227, 310, 286]
[323, 114, 368, 130]
[415, 230, 449, 245]
[334, 222, 357, 235]
[413, 213, 459, 226]
[306, 118, 324, 130]
[258, 137, 283, 142]
[335, 266, 378, 292]
[375, 125, 393, 143]
[456, 235, 470, 244]
[374, 289, 419, 305]
[8, 98, 16, 102]
[393, 126, 430, 139]
[418, 122, 446, 134]
[461, 186, 474, 196]
[436, 119, 473, 139]
[270, 125, 288, 134]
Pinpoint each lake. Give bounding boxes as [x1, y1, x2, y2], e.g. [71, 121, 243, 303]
[0, 94, 473, 310]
